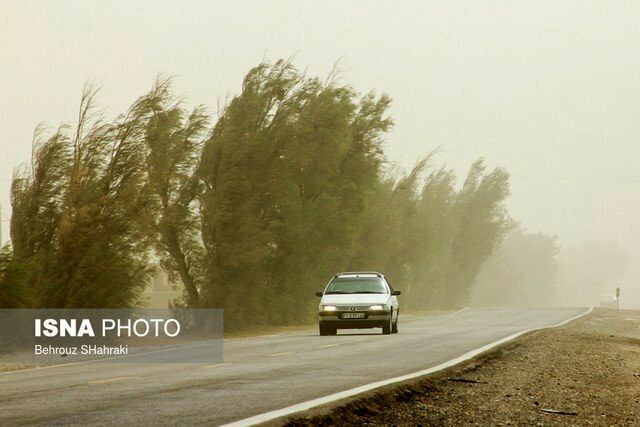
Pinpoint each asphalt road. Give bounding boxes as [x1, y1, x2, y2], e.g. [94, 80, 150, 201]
[0, 307, 588, 426]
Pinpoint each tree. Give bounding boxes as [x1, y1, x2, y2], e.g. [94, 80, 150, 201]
[1, 59, 516, 323]
[139, 78, 209, 307]
[0, 244, 27, 308]
[443, 160, 511, 306]
[8, 84, 153, 308]
[198, 60, 393, 325]
[400, 166, 458, 309]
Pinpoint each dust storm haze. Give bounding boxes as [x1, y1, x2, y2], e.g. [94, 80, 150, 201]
[1, 1, 638, 308]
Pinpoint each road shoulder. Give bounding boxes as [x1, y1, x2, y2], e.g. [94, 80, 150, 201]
[282, 308, 640, 425]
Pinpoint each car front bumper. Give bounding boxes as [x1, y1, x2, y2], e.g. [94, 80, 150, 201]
[319, 310, 391, 329]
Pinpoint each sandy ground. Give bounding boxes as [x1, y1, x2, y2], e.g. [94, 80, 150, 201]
[285, 308, 640, 425]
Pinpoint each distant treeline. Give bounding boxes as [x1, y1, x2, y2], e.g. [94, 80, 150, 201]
[0, 60, 511, 327]
[471, 227, 559, 307]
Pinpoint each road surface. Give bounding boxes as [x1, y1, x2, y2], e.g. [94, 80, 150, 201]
[0, 307, 588, 425]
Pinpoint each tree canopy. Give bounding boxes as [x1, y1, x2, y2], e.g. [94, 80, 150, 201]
[1, 60, 513, 328]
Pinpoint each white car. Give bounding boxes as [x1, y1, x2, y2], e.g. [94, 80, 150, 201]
[315, 272, 400, 335]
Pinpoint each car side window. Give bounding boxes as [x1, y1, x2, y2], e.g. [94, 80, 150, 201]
[385, 279, 394, 294]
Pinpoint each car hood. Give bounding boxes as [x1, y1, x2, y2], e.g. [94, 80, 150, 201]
[321, 294, 390, 305]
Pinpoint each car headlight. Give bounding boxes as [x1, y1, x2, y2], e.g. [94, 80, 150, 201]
[369, 305, 385, 311]
[322, 305, 337, 312]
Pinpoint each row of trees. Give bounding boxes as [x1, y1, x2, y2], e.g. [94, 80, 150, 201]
[0, 60, 512, 328]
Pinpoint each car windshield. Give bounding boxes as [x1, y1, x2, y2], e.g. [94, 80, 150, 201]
[325, 277, 388, 294]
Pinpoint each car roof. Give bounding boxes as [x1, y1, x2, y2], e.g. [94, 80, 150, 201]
[334, 271, 383, 278]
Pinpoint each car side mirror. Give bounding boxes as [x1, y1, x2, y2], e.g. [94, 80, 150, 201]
[315, 291, 323, 297]
[392, 290, 401, 296]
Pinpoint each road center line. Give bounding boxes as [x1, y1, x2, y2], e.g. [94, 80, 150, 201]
[320, 344, 339, 348]
[203, 363, 228, 368]
[267, 352, 292, 357]
[87, 376, 135, 385]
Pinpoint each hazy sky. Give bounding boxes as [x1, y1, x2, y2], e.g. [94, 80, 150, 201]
[2, 1, 639, 268]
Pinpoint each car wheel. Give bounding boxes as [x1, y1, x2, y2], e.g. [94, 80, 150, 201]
[392, 317, 398, 334]
[382, 316, 392, 335]
[320, 325, 337, 336]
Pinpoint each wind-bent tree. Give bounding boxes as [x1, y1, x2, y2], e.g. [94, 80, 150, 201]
[198, 60, 394, 325]
[0, 244, 27, 308]
[405, 167, 458, 308]
[350, 154, 434, 296]
[445, 160, 511, 306]
[8, 85, 153, 308]
[0, 59, 515, 320]
[139, 78, 209, 307]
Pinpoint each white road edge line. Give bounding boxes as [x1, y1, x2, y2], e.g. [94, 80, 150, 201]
[448, 306, 469, 316]
[221, 307, 594, 427]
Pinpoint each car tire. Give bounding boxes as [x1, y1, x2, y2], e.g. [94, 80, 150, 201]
[319, 325, 337, 336]
[392, 318, 398, 334]
[382, 317, 392, 335]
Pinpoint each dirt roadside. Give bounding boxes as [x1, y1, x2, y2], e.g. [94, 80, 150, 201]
[284, 308, 640, 425]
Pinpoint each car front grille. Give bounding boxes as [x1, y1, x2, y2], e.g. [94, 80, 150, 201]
[336, 305, 371, 311]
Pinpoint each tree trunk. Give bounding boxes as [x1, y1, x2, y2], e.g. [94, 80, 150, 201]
[163, 231, 200, 307]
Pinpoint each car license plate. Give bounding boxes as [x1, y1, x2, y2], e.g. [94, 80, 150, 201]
[341, 312, 365, 319]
